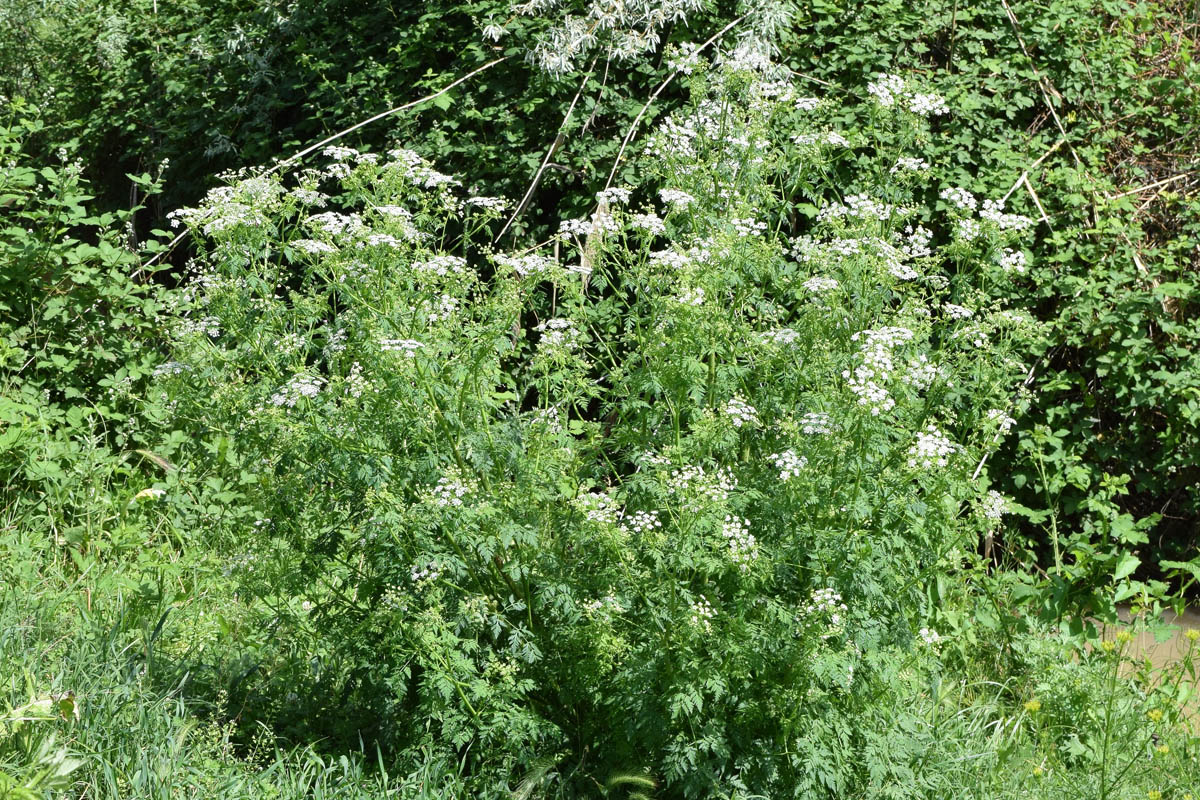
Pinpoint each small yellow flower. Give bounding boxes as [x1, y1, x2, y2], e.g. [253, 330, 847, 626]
[1155, 744, 1169, 755]
[1147, 791, 1162, 800]
[1101, 640, 1116, 653]
[1147, 709, 1164, 723]
[1033, 766, 1044, 777]
[1116, 630, 1133, 644]
[1024, 700, 1042, 713]
[1187, 629, 1200, 642]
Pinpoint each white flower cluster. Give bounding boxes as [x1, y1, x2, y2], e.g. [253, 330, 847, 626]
[950, 323, 989, 348]
[467, 195, 509, 212]
[386, 147, 461, 190]
[842, 327, 915, 416]
[597, 187, 632, 205]
[867, 73, 949, 115]
[666, 41, 702, 74]
[360, 232, 405, 249]
[890, 156, 930, 173]
[689, 595, 716, 631]
[412, 255, 469, 277]
[583, 593, 625, 616]
[944, 303, 974, 320]
[290, 187, 328, 207]
[798, 587, 848, 639]
[724, 396, 760, 428]
[637, 450, 672, 468]
[659, 188, 695, 209]
[802, 276, 840, 294]
[179, 314, 221, 339]
[495, 252, 558, 278]
[917, 627, 943, 649]
[535, 318, 582, 351]
[307, 211, 366, 237]
[411, 562, 442, 585]
[345, 362, 370, 399]
[666, 465, 737, 512]
[270, 374, 325, 407]
[999, 248, 1028, 274]
[649, 248, 692, 270]
[380, 338, 423, 357]
[817, 193, 903, 223]
[153, 361, 191, 378]
[986, 408, 1017, 434]
[907, 424, 959, 469]
[576, 490, 621, 525]
[675, 286, 706, 307]
[432, 474, 472, 507]
[940, 193, 1033, 245]
[900, 224, 933, 259]
[907, 92, 950, 116]
[982, 489, 1009, 521]
[940, 186, 978, 212]
[800, 412, 834, 435]
[619, 509, 662, 536]
[956, 218, 982, 242]
[770, 449, 808, 481]
[722, 516, 758, 570]
[866, 73, 906, 106]
[730, 217, 769, 237]
[631, 212, 666, 235]
[980, 198, 1033, 231]
[901, 354, 947, 391]
[168, 176, 284, 235]
[791, 131, 851, 148]
[759, 327, 801, 346]
[292, 238, 336, 255]
[560, 210, 620, 237]
[423, 294, 459, 323]
[514, 0, 712, 74]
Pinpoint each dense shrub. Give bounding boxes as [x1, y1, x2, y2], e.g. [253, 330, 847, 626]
[768, 0, 1200, 591]
[150, 58, 1056, 795]
[7, 0, 1200, 591]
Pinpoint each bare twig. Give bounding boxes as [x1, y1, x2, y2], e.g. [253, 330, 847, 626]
[1001, 137, 1067, 204]
[497, 59, 597, 242]
[603, 15, 747, 190]
[1022, 174, 1050, 225]
[1105, 170, 1198, 201]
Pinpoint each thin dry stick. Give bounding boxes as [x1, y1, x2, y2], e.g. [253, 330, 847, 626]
[603, 14, 747, 190]
[972, 359, 1041, 484]
[1022, 174, 1050, 225]
[1106, 170, 1197, 201]
[1001, 137, 1066, 204]
[497, 59, 598, 242]
[139, 56, 508, 272]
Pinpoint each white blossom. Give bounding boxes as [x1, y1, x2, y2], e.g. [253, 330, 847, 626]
[724, 396, 759, 428]
[770, 449, 808, 481]
[907, 424, 959, 469]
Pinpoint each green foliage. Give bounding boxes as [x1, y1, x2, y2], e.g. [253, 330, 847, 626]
[152, 61, 1053, 795]
[762, 0, 1200, 591]
[0, 0, 691, 237]
[3, 0, 1200, 797]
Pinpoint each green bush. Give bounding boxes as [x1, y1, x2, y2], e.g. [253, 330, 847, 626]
[152, 58, 1052, 796]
